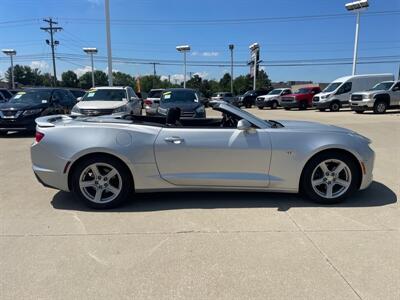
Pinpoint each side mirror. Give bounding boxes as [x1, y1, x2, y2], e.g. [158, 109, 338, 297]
[237, 119, 254, 132]
[392, 86, 399, 92]
[130, 97, 136, 101]
[77, 97, 82, 101]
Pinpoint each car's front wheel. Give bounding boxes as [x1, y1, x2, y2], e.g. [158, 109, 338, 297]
[71, 155, 133, 209]
[301, 152, 360, 204]
[271, 100, 278, 109]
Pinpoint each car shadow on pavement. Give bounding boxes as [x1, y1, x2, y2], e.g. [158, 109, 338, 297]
[51, 181, 397, 212]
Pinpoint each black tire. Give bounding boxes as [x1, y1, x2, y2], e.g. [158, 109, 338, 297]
[355, 110, 364, 114]
[271, 101, 278, 109]
[0, 131, 8, 136]
[245, 104, 252, 108]
[71, 155, 134, 209]
[299, 101, 308, 110]
[300, 152, 360, 204]
[257, 106, 263, 110]
[373, 100, 387, 114]
[329, 101, 340, 112]
[318, 108, 326, 112]
[284, 107, 291, 110]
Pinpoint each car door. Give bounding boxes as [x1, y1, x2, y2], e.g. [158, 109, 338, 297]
[390, 82, 400, 106]
[127, 88, 141, 114]
[154, 126, 271, 187]
[335, 82, 352, 104]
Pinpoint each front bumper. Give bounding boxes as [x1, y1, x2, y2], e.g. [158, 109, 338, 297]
[350, 99, 374, 110]
[280, 101, 299, 108]
[0, 116, 37, 131]
[313, 100, 331, 109]
[255, 99, 275, 107]
[359, 145, 375, 190]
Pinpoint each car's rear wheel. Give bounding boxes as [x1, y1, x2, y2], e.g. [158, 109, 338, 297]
[0, 131, 7, 136]
[318, 108, 326, 112]
[301, 152, 360, 204]
[71, 156, 133, 209]
[284, 107, 291, 110]
[257, 106, 263, 110]
[355, 110, 364, 114]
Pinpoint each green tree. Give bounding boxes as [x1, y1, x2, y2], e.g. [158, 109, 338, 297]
[256, 69, 272, 90]
[233, 75, 252, 95]
[78, 70, 108, 89]
[113, 71, 135, 87]
[5, 65, 35, 86]
[61, 70, 79, 87]
[186, 74, 202, 91]
[219, 73, 232, 92]
[138, 75, 164, 93]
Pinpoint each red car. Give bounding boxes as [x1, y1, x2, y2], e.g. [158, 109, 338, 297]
[280, 86, 321, 110]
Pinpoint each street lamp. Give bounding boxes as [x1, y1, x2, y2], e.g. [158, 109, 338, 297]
[229, 44, 234, 94]
[176, 45, 190, 88]
[2, 49, 16, 89]
[345, 0, 369, 75]
[249, 43, 260, 90]
[83, 48, 98, 88]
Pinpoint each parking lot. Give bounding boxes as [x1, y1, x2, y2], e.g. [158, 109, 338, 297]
[0, 108, 399, 299]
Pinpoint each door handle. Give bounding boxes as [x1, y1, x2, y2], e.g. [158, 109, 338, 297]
[164, 136, 184, 144]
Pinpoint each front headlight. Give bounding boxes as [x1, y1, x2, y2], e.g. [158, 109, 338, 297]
[362, 94, 372, 100]
[22, 109, 42, 116]
[71, 106, 80, 113]
[157, 107, 167, 115]
[113, 105, 127, 113]
[195, 106, 205, 114]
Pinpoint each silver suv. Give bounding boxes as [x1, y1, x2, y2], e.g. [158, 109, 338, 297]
[350, 81, 400, 114]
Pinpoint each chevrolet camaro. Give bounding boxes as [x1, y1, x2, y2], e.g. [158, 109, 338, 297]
[31, 102, 374, 209]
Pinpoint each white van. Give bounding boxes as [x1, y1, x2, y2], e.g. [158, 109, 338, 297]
[313, 74, 394, 111]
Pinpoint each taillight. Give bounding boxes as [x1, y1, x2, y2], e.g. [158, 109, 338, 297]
[144, 99, 152, 106]
[35, 131, 45, 143]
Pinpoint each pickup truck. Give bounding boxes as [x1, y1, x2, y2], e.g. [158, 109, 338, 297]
[280, 86, 321, 110]
[350, 80, 400, 114]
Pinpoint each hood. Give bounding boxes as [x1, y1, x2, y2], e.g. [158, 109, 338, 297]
[258, 94, 277, 100]
[76, 100, 127, 110]
[0, 102, 48, 110]
[160, 101, 201, 112]
[352, 90, 385, 97]
[277, 120, 354, 134]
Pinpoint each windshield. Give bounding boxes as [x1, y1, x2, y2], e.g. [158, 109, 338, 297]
[161, 90, 197, 103]
[148, 90, 163, 98]
[369, 82, 394, 91]
[294, 88, 311, 94]
[9, 90, 52, 104]
[82, 89, 127, 101]
[323, 82, 342, 93]
[244, 90, 255, 96]
[268, 89, 283, 95]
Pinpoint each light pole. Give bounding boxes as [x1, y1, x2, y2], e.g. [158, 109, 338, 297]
[83, 48, 98, 88]
[249, 43, 260, 90]
[105, 0, 113, 86]
[229, 44, 234, 94]
[2, 49, 16, 89]
[345, 0, 369, 75]
[176, 45, 190, 88]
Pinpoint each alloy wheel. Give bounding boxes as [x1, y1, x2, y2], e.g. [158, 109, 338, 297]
[311, 159, 352, 199]
[79, 163, 122, 203]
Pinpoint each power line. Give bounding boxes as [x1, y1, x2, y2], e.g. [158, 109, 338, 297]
[57, 10, 400, 26]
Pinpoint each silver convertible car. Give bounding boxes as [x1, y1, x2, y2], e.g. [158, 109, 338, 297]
[31, 102, 374, 209]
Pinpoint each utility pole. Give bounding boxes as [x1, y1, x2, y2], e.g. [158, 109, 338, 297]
[105, 0, 113, 86]
[2, 49, 16, 89]
[151, 62, 159, 88]
[229, 44, 234, 94]
[40, 18, 62, 86]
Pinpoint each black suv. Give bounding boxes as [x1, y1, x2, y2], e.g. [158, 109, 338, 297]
[157, 88, 206, 118]
[0, 88, 76, 135]
[241, 89, 271, 108]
